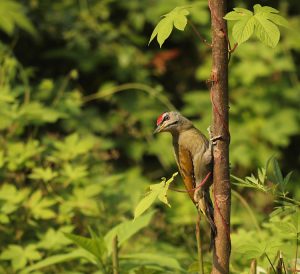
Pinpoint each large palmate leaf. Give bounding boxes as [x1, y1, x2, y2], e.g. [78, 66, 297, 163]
[224, 4, 289, 47]
[149, 7, 190, 47]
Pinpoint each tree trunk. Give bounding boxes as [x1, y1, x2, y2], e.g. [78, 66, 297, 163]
[209, 0, 231, 273]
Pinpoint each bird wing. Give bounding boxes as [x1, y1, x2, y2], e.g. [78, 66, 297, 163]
[175, 145, 196, 202]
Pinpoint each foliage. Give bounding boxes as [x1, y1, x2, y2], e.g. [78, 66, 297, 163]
[149, 6, 190, 47]
[224, 4, 289, 48]
[0, 0, 299, 273]
[231, 159, 299, 273]
[134, 172, 178, 219]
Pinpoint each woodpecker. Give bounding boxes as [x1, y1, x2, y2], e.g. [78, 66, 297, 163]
[154, 111, 216, 247]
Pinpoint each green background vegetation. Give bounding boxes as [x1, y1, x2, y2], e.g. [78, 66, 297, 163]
[0, 0, 299, 273]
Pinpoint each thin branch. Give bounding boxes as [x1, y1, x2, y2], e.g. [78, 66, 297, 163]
[188, 19, 212, 48]
[250, 259, 257, 274]
[82, 82, 175, 110]
[112, 235, 119, 274]
[295, 233, 299, 274]
[232, 189, 261, 232]
[265, 252, 277, 274]
[196, 213, 204, 274]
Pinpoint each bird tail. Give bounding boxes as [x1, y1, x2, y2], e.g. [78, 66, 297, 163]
[197, 190, 216, 251]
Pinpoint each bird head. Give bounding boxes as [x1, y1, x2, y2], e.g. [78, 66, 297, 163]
[154, 111, 192, 134]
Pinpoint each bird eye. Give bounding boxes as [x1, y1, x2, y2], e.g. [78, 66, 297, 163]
[162, 114, 170, 122]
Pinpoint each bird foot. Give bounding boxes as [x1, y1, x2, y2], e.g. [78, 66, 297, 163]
[207, 126, 222, 145]
[193, 188, 203, 204]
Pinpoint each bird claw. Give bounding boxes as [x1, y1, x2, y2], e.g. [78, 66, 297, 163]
[193, 188, 203, 203]
[207, 126, 222, 145]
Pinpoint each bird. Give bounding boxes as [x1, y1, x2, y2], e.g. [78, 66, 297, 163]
[154, 111, 216, 248]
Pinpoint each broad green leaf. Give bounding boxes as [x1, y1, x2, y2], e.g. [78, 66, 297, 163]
[20, 249, 95, 274]
[149, 7, 189, 47]
[29, 167, 58, 182]
[134, 172, 178, 219]
[26, 190, 56, 219]
[62, 164, 88, 182]
[38, 226, 73, 251]
[53, 133, 96, 161]
[225, 5, 288, 48]
[156, 18, 173, 47]
[254, 4, 279, 14]
[224, 10, 253, 21]
[173, 9, 189, 30]
[64, 232, 107, 260]
[265, 13, 289, 28]
[254, 14, 280, 48]
[105, 211, 154, 255]
[0, 244, 41, 271]
[133, 190, 157, 220]
[0, 245, 27, 270]
[0, 183, 29, 204]
[232, 16, 255, 44]
[121, 253, 182, 270]
[233, 7, 253, 15]
[0, 0, 37, 37]
[157, 172, 178, 206]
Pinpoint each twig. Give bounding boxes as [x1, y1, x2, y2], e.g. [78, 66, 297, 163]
[250, 258, 257, 274]
[295, 232, 299, 274]
[112, 235, 119, 274]
[196, 213, 204, 274]
[232, 189, 261, 232]
[82, 82, 175, 111]
[169, 172, 211, 193]
[265, 252, 277, 274]
[188, 19, 212, 48]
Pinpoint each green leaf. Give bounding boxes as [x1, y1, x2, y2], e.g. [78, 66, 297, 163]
[29, 167, 58, 182]
[254, 14, 280, 48]
[154, 17, 173, 48]
[232, 16, 256, 44]
[0, 245, 27, 270]
[225, 5, 288, 48]
[283, 171, 293, 185]
[64, 232, 107, 260]
[149, 7, 189, 47]
[133, 191, 157, 220]
[265, 13, 289, 28]
[224, 9, 253, 21]
[120, 253, 183, 271]
[105, 211, 154, 255]
[20, 249, 94, 274]
[253, 4, 279, 14]
[0, 244, 41, 271]
[224, 12, 246, 21]
[272, 158, 284, 184]
[157, 172, 178, 206]
[26, 190, 56, 219]
[0, 0, 37, 37]
[133, 172, 178, 219]
[233, 7, 253, 15]
[173, 9, 189, 31]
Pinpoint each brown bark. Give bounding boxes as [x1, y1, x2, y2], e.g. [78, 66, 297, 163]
[209, 0, 231, 273]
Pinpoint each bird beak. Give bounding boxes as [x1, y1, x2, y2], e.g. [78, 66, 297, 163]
[153, 124, 162, 134]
